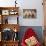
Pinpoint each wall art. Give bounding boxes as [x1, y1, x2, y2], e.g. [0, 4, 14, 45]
[23, 9, 37, 18]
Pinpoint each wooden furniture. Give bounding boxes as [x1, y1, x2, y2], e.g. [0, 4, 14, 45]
[2, 41, 19, 46]
[0, 24, 19, 32]
[0, 7, 19, 46]
[0, 7, 19, 24]
[0, 41, 2, 46]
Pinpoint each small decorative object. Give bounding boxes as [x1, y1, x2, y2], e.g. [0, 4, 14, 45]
[9, 9, 18, 15]
[13, 28, 17, 32]
[13, 27, 18, 40]
[2, 16, 8, 24]
[2, 10, 9, 15]
[13, 32, 18, 41]
[5, 18, 8, 24]
[23, 9, 37, 19]
[15, 0, 17, 7]
[10, 11, 15, 15]
[0, 10, 2, 15]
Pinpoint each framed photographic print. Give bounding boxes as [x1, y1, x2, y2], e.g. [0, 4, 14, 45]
[2, 10, 9, 15]
[23, 9, 37, 18]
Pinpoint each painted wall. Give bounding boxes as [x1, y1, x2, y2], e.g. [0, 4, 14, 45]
[0, 0, 44, 26]
[18, 0, 44, 26]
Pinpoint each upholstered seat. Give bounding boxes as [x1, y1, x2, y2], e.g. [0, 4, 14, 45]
[21, 28, 41, 46]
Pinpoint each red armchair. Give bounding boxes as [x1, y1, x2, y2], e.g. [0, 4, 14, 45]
[21, 28, 41, 46]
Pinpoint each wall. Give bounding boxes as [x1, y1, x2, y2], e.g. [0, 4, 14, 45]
[0, 0, 44, 26]
[18, 0, 44, 26]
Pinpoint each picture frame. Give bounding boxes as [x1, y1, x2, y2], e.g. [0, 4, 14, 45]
[23, 9, 37, 18]
[2, 10, 9, 15]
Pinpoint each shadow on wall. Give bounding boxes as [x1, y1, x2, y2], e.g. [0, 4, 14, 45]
[18, 26, 43, 44]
